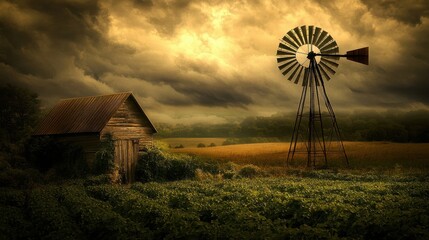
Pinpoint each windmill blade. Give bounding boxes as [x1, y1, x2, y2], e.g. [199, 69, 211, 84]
[282, 36, 299, 49]
[288, 64, 302, 82]
[294, 27, 305, 46]
[278, 42, 297, 53]
[300, 26, 308, 44]
[321, 46, 340, 60]
[278, 59, 295, 71]
[321, 57, 339, 68]
[276, 55, 295, 63]
[302, 68, 310, 86]
[294, 66, 304, 84]
[286, 31, 301, 48]
[315, 30, 328, 46]
[319, 35, 334, 50]
[312, 27, 322, 45]
[346, 47, 369, 65]
[281, 61, 299, 77]
[317, 63, 331, 81]
[320, 40, 338, 52]
[319, 61, 336, 75]
[321, 46, 339, 54]
[276, 50, 294, 56]
[308, 26, 314, 45]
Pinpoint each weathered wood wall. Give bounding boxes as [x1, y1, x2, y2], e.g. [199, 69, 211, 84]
[101, 98, 154, 150]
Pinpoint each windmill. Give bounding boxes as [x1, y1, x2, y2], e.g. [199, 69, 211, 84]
[276, 25, 369, 168]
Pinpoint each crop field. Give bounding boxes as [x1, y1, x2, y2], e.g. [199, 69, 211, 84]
[1, 175, 429, 239]
[156, 137, 226, 148]
[169, 140, 429, 171]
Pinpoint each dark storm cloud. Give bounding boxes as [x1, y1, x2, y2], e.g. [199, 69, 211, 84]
[361, 0, 429, 25]
[2, 0, 429, 124]
[0, 0, 257, 109]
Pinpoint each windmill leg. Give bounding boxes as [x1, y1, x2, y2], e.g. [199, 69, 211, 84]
[311, 60, 328, 167]
[308, 60, 315, 168]
[314, 62, 349, 167]
[287, 69, 310, 166]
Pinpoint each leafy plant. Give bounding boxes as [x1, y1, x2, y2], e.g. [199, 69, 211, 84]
[94, 133, 115, 175]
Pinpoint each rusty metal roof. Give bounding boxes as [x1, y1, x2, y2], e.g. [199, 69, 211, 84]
[33, 92, 157, 135]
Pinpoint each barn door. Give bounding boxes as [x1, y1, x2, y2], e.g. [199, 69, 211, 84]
[114, 139, 139, 183]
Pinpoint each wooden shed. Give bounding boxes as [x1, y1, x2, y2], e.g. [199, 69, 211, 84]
[32, 92, 157, 182]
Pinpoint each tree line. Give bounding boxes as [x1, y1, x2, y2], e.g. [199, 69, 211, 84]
[157, 111, 429, 143]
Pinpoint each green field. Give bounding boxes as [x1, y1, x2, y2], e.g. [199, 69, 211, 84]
[1, 175, 428, 239]
[2, 140, 429, 239]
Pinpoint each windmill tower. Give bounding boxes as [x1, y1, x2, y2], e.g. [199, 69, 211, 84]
[276, 25, 369, 168]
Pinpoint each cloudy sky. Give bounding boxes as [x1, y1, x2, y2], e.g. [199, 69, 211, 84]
[1, 0, 428, 125]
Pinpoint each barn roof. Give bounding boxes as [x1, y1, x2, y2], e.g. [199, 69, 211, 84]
[33, 92, 157, 135]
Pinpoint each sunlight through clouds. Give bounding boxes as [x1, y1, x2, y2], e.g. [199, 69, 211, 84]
[1, 0, 428, 124]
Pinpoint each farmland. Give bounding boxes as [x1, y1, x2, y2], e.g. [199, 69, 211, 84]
[1, 175, 429, 239]
[2, 139, 429, 239]
[165, 139, 429, 171]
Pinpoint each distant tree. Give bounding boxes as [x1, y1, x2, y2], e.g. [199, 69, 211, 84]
[209, 143, 216, 147]
[197, 143, 206, 148]
[0, 84, 40, 158]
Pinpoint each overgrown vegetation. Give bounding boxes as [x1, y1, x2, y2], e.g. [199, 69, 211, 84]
[1, 175, 428, 239]
[135, 146, 222, 182]
[94, 134, 115, 175]
[26, 137, 89, 178]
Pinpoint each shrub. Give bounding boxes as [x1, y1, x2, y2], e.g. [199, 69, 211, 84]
[238, 164, 261, 178]
[175, 144, 184, 149]
[26, 136, 88, 178]
[222, 170, 236, 179]
[94, 134, 115, 175]
[209, 143, 216, 147]
[197, 143, 206, 148]
[136, 146, 220, 182]
[0, 167, 43, 189]
[84, 174, 112, 186]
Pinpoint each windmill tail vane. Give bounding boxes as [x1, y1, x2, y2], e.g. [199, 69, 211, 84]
[276, 25, 369, 168]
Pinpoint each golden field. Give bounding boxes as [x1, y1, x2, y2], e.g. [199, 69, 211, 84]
[160, 139, 429, 171]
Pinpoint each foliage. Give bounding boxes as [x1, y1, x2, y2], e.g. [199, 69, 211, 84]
[136, 146, 220, 182]
[0, 166, 43, 189]
[94, 133, 115, 175]
[197, 143, 206, 148]
[1, 174, 429, 239]
[0, 84, 40, 158]
[157, 110, 429, 142]
[26, 136, 88, 178]
[237, 164, 261, 178]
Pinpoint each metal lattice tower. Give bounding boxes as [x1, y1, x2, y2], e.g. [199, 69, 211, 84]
[276, 25, 369, 168]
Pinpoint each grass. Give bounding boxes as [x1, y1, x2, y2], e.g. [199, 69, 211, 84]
[170, 141, 429, 173]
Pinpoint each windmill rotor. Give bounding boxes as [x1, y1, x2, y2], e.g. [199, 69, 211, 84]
[276, 25, 369, 168]
[276, 26, 342, 85]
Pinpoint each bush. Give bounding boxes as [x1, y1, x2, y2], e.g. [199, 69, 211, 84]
[238, 165, 261, 178]
[197, 143, 206, 148]
[94, 134, 115, 175]
[135, 146, 219, 182]
[0, 168, 43, 189]
[27, 136, 88, 178]
[209, 143, 216, 147]
[174, 144, 184, 149]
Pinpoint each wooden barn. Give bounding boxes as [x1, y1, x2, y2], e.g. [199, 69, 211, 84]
[32, 92, 157, 182]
